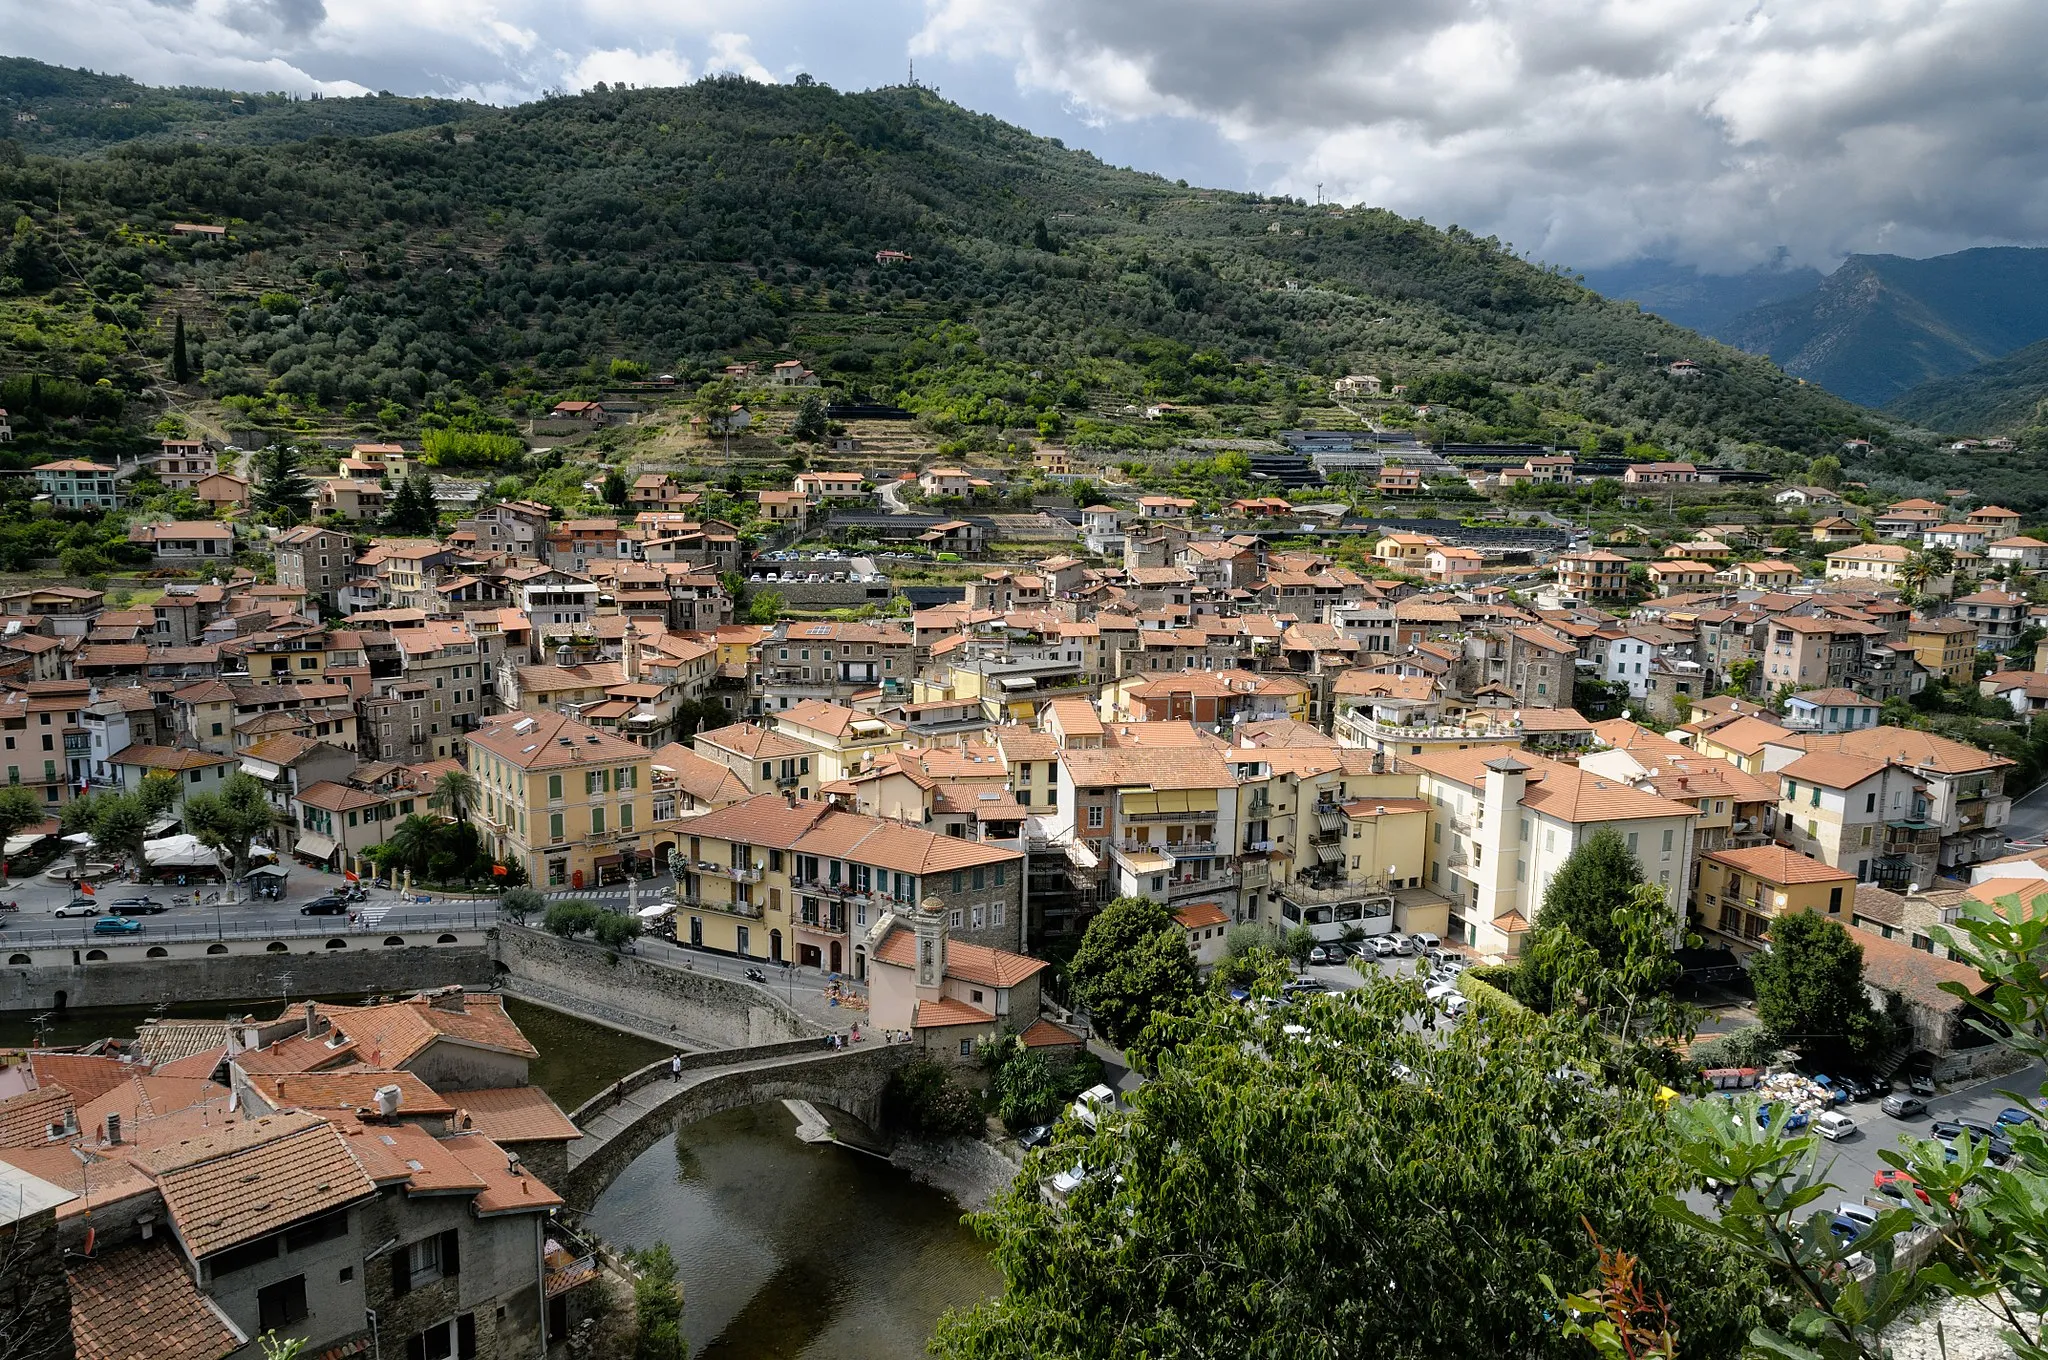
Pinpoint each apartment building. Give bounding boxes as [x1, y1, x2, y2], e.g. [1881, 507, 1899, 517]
[468, 711, 657, 889]
[34, 459, 119, 510]
[1950, 588, 2028, 648]
[1552, 550, 1631, 600]
[1694, 844, 1856, 954]
[670, 792, 1025, 972]
[1405, 747, 1697, 959]
[1774, 750, 1932, 890]
[1759, 726, 2014, 875]
[272, 527, 357, 614]
[1907, 617, 1978, 685]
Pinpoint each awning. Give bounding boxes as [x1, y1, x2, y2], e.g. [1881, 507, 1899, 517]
[593, 854, 624, 869]
[636, 903, 673, 921]
[244, 864, 289, 879]
[2, 832, 49, 857]
[143, 834, 220, 869]
[293, 833, 338, 861]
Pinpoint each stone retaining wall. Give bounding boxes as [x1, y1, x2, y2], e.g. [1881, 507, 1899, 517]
[493, 926, 818, 1049]
[0, 936, 494, 1012]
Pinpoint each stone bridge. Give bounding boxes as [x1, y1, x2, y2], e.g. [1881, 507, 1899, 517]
[560, 1039, 913, 1207]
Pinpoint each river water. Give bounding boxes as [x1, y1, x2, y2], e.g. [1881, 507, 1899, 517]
[587, 1103, 1001, 1359]
[0, 994, 1002, 1354]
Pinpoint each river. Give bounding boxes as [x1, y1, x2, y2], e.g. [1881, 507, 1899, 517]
[587, 1103, 1001, 1359]
[0, 993, 1002, 1355]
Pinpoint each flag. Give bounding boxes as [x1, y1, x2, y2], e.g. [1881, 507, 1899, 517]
[492, 864, 507, 877]
[343, 871, 359, 883]
[80, 881, 94, 896]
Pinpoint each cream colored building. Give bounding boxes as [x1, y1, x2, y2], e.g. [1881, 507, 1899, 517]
[468, 710, 657, 889]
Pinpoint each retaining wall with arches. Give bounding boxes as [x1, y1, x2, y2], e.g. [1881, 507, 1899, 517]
[0, 930, 495, 1011]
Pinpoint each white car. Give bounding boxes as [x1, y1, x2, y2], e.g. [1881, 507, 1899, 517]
[1367, 936, 1399, 958]
[1817, 1111, 1861, 1142]
[1071, 1084, 1116, 1131]
[53, 900, 99, 918]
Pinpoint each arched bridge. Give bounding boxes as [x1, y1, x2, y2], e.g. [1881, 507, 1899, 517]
[561, 1039, 913, 1207]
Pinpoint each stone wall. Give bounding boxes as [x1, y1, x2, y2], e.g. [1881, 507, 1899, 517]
[0, 935, 494, 1013]
[561, 1044, 910, 1208]
[493, 926, 818, 1049]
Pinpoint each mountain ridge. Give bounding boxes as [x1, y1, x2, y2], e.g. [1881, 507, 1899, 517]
[0, 59, 1874, 466]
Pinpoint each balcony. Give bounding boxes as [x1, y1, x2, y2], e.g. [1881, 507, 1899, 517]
[1114, 839, 1218, 861]
[544, 1222, 601, 1298]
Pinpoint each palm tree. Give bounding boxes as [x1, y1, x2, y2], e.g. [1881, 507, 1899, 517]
[429, 770, 478, 823]
[385, 815, 443, 880]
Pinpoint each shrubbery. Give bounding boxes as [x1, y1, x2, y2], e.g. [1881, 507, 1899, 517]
[881, 1059, 983, 1139]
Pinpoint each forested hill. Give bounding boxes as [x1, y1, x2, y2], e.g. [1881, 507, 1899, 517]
[0, 65, 1876, 461]
[0, 57, 475, 154]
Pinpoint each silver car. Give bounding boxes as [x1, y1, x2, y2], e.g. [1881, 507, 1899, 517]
[1367, 936, 1399, 958]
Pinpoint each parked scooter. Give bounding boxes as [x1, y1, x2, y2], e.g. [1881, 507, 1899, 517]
[744, 967, 768, 984]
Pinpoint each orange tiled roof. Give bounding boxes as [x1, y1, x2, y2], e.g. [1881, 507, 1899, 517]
[451, 1086, 582, 1143]
[1705, 844, 1855, 885]
[440, 1130, 564, 1215]
[26, 1053, 131, 1106]
[912, 997, 995, 1029]
[143, 1113, 377, 1258]
[1018, 1018, 1086, 1048]
[71, 1240, 241, 1360]
[873, 927, 1049, 988]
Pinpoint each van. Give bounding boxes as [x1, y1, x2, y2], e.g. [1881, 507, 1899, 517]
[1071, 1084, 1116, 1131]
[1410, 932, 1442, 954]
[1817, 1111, 1860, 1142]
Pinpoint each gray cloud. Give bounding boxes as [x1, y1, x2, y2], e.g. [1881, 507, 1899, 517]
[915, 0, 2048, 270]
[222, 0, 325, 38]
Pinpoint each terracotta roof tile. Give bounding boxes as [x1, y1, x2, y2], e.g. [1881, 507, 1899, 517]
[450, 1086, 582, 1143]
[26, 1054, 131, 1106]
[1705, 844, 1855, 884]
[0, 1086, 74, 1148]
[71, 1240, 242, 1360]
[912, 997, 995, 1029]
[1017, 1018, 1085, 1049]
[144, 1113, 376, 1258]
[440, 1130, 564, 1215]
[873, 927, 1048, 988]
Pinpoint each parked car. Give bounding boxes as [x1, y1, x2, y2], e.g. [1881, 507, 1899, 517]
[1816, 1111, 1860, 1142]
[108, 898, 167, 915]
[1367, 936, 1398, 958]
[1837, 1201, 1878, 1231]
[1282, 977, 1327, 997]
[1881, 1093, 1928, 1119]
[1016, 1124, 1052, 1151]
[1874, 1169, 1930, 1204]
[1306, 944, 1340, 966]
[1071, 1084, 1116, 1132]
[1836, 1074, 1878, 1102]
[1827, 1213, 1867, 1243]
[1410, 932, 1442, 954]
[1388, 936, 1414, 957]
[1908, 1073, 1937, 1097]
[53, 900, 98, 918]
[91, 915, 141, 936]
[300, 898, 347, 916]
[1997, 1106, 2037, 1128]
[1757, 1105, 1809, 1131]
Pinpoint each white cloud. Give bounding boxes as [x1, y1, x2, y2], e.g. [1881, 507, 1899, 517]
[705, 32, 773, 83]
[914, 0, 2048, 270]
[564, 46, 695, 92]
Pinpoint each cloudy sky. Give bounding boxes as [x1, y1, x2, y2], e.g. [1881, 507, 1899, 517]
[5, 0, 2044, 273]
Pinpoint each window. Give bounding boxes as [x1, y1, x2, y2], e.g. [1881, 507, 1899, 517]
[210, 722, 223, 736]
[993, 864, 1005, 887]
[952, 871, 964, 893]
[1828, 886, 1843, 914]
[1088, 806, 1107, 830]
[548, 774, 563, 801]
[1661, 829, 1674, 853]
[548, 812, 564, 844]
[1626, 832, 1639, 855]
[972, 867, 985, 890]
[1865, 792, 1877, 813]
[257, 1276, 307, 1332]
[406, 1316, 476, 1360]
[591, 807, 605, 835]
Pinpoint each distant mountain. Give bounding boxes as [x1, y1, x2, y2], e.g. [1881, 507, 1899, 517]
[1716, 247, 2048, 407]
[1885, 336, 2048, 433]
[1579, 257, 1822, 337]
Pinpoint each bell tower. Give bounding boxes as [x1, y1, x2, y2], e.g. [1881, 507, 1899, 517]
[912, 893, 947, 991]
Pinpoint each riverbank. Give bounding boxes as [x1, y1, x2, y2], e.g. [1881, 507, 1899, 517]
[890, 1135, 1022, 1213]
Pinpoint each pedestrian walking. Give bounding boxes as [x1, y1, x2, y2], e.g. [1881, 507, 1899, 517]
[851, 1023, 861, 1044]
[670, 1053, 683, 1082]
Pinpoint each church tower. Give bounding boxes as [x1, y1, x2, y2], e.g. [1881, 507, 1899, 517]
[912, 893, 947, 991]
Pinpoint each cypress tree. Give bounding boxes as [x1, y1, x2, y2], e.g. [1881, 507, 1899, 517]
[172, 313, 190, 384]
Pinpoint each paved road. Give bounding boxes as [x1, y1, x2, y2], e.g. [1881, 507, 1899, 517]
[2001, 782, 2048, 848]
[1803, 1060, 2047, 1207]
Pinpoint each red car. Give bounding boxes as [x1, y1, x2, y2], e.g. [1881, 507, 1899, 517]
[1874, 1169, 1929, 1204]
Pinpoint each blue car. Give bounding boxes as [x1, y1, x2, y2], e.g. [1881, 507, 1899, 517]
[1997, 1107, 2037, 1128]
[1758, 1105, 1810, 1130]
[91, 915, 141, 936]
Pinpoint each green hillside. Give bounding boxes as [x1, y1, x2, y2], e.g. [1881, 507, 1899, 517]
[1718, 247, 2048, 407]
[0, 56, 475, 155]
[1885, 336, 2048, 436]
[0, 63, 1878, 463]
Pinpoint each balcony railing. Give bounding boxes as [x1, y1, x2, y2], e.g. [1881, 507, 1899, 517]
[1115, 839, 1218, 859]
[544, 1223, 601, 1299]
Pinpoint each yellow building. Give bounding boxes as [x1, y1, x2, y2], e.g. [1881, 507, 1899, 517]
[771, 700, 909, 784]
[467, 710, 655, 889]
[1693, 843, 1855, 954]
[1907, 617, 1978, 685]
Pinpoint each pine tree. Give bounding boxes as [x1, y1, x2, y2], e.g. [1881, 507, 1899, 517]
[385, 472, 439, 535]
[251, 443, 315, 523]
[172, 313, 190, 384]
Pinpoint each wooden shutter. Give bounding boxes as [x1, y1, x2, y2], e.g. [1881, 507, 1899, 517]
[441, 1228, 461, 1277]
[392, 1247, 412, 1296]
[405, 1336, 426, 1360]
[456, 1314, 476, 1360]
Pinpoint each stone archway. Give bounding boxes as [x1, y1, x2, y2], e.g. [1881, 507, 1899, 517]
[769, 929, 783, 964]
[829, 940, 842, 974]
[853, 946, 866, 982]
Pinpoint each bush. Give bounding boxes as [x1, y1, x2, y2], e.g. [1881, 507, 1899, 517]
[881, 1059, 983, 1140]
[983, 1037, 1103, 1128]
[629, 1243, 685, 1360]
[592, 911, 643, 950]
[542, 901, 600, 937]
[500, 887, 543, 925]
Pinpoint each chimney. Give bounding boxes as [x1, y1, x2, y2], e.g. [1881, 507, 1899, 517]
[784, 789, 796, 808]
[374, 1084, 402, 1118]
[303, 1001, 317, 1038]
[428, 986, 466, 1013]
[105, 1112, 120, 1145]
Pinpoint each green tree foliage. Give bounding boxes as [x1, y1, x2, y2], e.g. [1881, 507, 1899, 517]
[933, 980, 1766, 1360]
[171, 312, 190, 384]
[601, 469, 628, 506]
[251, 443, 315, 523]
[384, 471, 439, 535]
[0, 786, 43, 885]
[418, 428, 524, 467]
[981, 1032, 1103, 1128]
[592, 911, 642, 950]
[182, 772, 281, 895]
[1534, 828, 1646, 961]
[1748, 911, 1892, 1066]
[1066, 895, 1200, 1051]
[792, 391, 827, 442]
[543, 901, 602, 937]
[499, 886, 543, 925]
[628, 1243, 686, 1360]
[63, 772, 180, 869]
[882, 1059, 983, 1139]
[428, 769, 477, 822]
